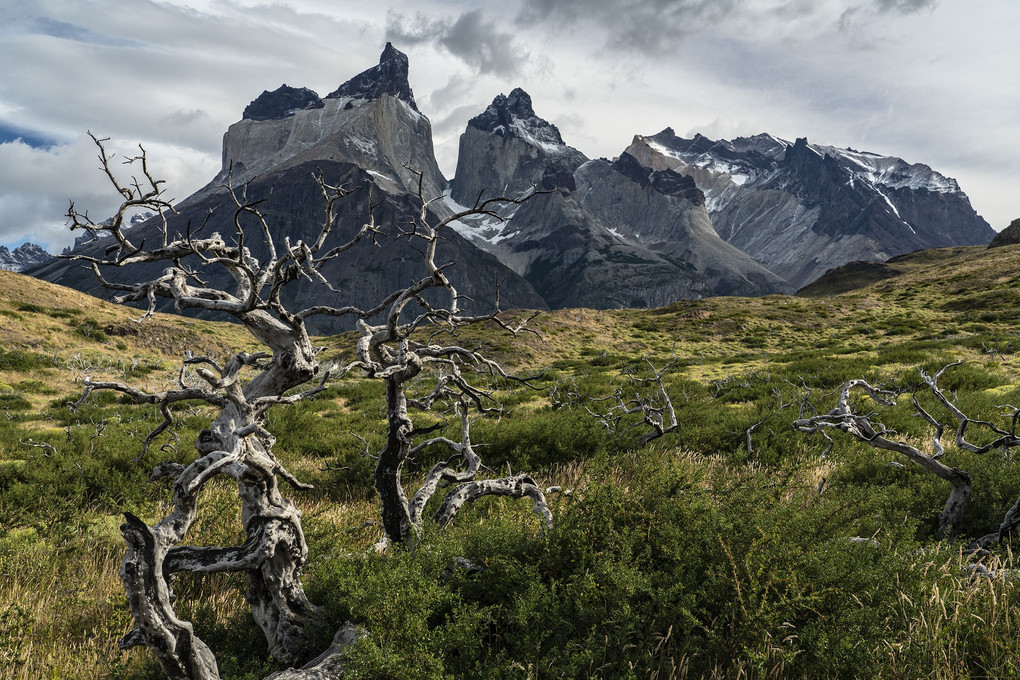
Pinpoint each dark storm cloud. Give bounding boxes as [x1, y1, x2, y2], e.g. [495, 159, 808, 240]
[516, 0, 743, 53]
[386, 9, 527, 77]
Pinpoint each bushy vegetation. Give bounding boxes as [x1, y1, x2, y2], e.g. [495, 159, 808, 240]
[7, 247, 1020, 677]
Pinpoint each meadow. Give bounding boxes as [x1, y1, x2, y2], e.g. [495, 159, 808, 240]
[4, 244, 1020, 678]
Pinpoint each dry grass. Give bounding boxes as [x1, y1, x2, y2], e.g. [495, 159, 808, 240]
[0, 533, 147, 679]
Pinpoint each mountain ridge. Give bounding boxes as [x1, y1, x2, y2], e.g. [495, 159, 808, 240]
[448, 89, 795, 305]
[626, 128, 994, 287]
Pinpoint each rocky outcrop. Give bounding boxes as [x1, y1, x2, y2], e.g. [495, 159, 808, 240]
[450, 88, 587, 205]
[625, 129, 995, 287]
[989, 218, 1020, 247]
[0, 243, 52, 272]
[198, 43, 446, 204]
[326, 42, 418, 111]
[242, 85, 323, 121]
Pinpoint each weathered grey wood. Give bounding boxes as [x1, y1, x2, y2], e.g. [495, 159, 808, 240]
[67, 137, 551, 677]
[794, 376, 972, 537]
[336, 171, 552, 545]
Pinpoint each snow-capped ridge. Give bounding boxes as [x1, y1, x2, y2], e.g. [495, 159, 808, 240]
[0, 242, 53, 272]
[624, 128, 992, 288]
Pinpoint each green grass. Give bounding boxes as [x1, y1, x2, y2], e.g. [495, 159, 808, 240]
[7, 245, 1020, 677]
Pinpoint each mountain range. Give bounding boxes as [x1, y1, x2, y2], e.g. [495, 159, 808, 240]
[0, 242, 51, 272]
[624, 129, 994, 287]
[27, 44, 996, 318]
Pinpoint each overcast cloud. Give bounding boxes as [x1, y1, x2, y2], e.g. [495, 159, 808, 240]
[0, 0, 1016, 254]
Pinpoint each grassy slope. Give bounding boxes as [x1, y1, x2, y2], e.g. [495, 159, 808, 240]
[4, 245, 1020, 678]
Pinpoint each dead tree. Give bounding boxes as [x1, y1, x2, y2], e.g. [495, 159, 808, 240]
[587, 356, 680, 446]
[340, 170, 552, 545]
[793, 363, 1020, 541]
[65, 134, 549, 678]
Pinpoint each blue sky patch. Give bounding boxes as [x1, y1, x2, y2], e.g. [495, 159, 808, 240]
[0, 121, 57, 148]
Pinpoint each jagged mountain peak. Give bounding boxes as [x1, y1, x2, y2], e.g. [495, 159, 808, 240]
[191, 42, 445, 205]
[242, 85, 324, 122]
[0, 242, 53, 272]
[326, 42, 417, 111]
[467, 87, 566, 150]
[451, 87, 587, 205]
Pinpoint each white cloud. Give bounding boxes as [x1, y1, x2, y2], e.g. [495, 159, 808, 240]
[0, 135, 218, 252]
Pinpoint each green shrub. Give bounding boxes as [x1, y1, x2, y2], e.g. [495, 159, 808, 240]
[0, 349, 51, 372]
[74, 319, 107, 342]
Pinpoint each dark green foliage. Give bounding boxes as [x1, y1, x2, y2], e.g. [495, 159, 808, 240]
[74, 318, 108, 342]
[469, 407, 614, 469]
[301, 449, 1019, 679]
[0, 349, 52, 371]
[0, 393, 31, 410]
[0, 399, 197, 531]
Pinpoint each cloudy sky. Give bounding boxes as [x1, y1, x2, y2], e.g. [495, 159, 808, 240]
[1, 0, 1016, 253]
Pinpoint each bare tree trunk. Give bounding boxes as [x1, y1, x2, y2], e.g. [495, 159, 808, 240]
[374, 376, 416, 544]
[794, 378, 972, 537]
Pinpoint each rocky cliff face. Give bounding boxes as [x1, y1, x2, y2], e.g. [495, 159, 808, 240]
[198, 43, 446, 205]
[30, 45, 544, 332]
[0, 243, 52, 272]
[447, 91, 793, 307]
[625, 129, 995, 287]
[450, 88, 588, 205]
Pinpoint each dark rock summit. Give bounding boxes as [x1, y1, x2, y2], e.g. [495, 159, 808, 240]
[467, 88, 565, 146]
[451, 87, 587, 205]
[242, 85, 323, 121]
[326, 42, 418, 111]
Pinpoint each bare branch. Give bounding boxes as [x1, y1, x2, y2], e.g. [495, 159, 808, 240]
[793, 375, 971, 537]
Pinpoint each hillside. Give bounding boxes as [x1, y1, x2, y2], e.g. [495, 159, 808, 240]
[5, 245, 1020, 678]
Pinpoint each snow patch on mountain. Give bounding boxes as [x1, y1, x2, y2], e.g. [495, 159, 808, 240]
[816, 145, 959, 193]
[627, 128, 992, 287]
[442, 191, 519, 245]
